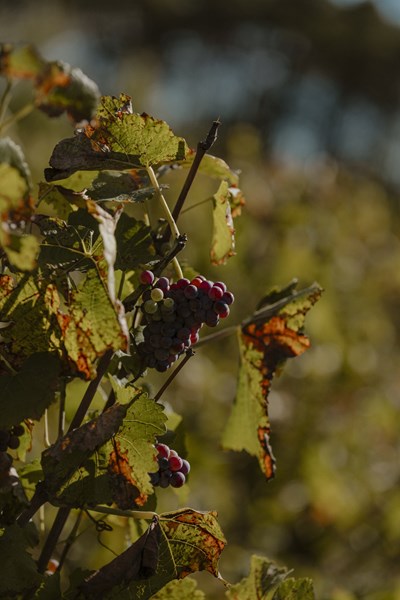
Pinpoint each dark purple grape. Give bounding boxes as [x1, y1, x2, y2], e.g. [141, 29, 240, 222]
[176, 278, 190, 289]
[0, 452, 12, 472]
[214, 281, 227, 292]
[8, 436, 20, 450]
[169, 455, 183, 472]
[160, 336, 173, 348]
[177, 304, 191, 318]
[149, 335, 162, 348]
[177, 327, 191, 341]
[205, 310, 219, 327]
[154, 348, 169, 361]
[189, 299, 202, 311]
[209, 285, 224, 300]
[156, 277, 170, 291]
[161, 323, 176, 337]
[156, 443, 170, 459]
[150, 471, 160, 485]
[180, 459, 191, 475]
[155, 361, 169, 372]
[159, 471, 172, 488]
[170, 472, 186, 488]
[12, 425, 25, 438]
[184, 284, 198, 299]
[139, 270, 155, 285]
[222, 291, 234, 305]
[214, 301, 230, 318]
[191, 277, 203, 288]
[199, 280, 212, 293]
[200, 295, 213, 309]
[158, 456, 170, 470]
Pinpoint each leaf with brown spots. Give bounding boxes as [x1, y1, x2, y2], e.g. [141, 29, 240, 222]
[42, 391, 167, 509]
[80, 509, 226, 599]
[222, 281, 323, 479]
[159, 508, 226, 580]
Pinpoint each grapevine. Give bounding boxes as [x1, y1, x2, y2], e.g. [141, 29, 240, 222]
[0, 42, 321, 599]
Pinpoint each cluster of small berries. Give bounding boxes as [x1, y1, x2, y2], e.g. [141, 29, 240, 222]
[0, 424, 25, 452]
[136, 271, 234, 372]
[149, 443, 190, 489]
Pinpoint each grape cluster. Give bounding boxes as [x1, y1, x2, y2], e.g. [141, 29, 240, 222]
[137, 272, 234, 372]
[150, 443, 190, 489]
[0, 424, 24, 452]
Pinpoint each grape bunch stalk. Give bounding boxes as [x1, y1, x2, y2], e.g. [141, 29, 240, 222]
[136, 271, 234, 372]
[150, 443, 190, 488]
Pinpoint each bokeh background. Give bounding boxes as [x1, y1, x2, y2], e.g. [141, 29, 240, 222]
[2, 0, 400, 598]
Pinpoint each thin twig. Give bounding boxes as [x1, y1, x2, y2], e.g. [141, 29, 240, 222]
[37, 507, 71, 574]
[89, 505, 157, 520]
[0, 78, 14, 124]
[68, 349, 113, 432]
[0, 102, 35, 134]
[161, 119, 220, 245]
[57, 510, 84, 571]
[194, 325, 238, 348]
[154, 349, 195, 401]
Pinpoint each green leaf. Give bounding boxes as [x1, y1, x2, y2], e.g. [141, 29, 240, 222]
[0, 138, 38, 270]
[37, 182, 83, 219]
[43, 391, 167, 509]
[80, 509, 225, 599]
[210, 181, 236, 265]
[18, 459, 44, 500]
[181, 152, 240, 186]
[222, 282, 322, 479]
[0, 524, 42, 596]
[225, 555, 289, 600]
[115, 212, 156, 271]
[60, 271, 129, 379]
[273, 578, 315, 600]
[86, 94, 189, 167]
[0, 352, 60, 429]
[150, 578, 206, 599]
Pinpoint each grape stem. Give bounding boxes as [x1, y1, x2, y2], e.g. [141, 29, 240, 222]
[147, 165, 184, 279]
[0, 101, 35, 134]
[154, 348, 195, 401]
[89, 505, 157, 521]
[161, 118, 220, 245]
[195, 325, 238, 348]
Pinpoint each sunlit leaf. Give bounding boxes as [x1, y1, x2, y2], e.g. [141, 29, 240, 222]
[180, 151, 240, 186]
[43, 391, 167, 509]
[222, 282, 322, 479]
[210, 181, 236, 265]
[0, 524, 42, 596]
[0, 138, 38, 270]
[85, 94, 189, 167]
[56, 271, 129, 379]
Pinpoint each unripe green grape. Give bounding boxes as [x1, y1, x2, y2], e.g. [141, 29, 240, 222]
[151, 287, 164, 302]
[144, 300, 158, 314]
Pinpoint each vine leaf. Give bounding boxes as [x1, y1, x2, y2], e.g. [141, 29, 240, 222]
[225, 555, 289, 600]
[42, 392, 167, 509]
[79, 509, 226, 599]
[272, 578, 315, 600]
[222, 281, 323, 479]
[0, 137, 38, 270]
[210, 181, 236, 265]
[115, 212, 156, 271]
[0, 524, 43, 597]
[33, 571, 62, 599]
[0, 43, 100, 122]
[0, 352, 61, 430]
[45, 94, 189, 180]
[158, 508, 226, 579]
[87, 201, 121, 304]
[85, 94, 189, 167]
[150, 578, 206, 599]
[225, 555, 314, 599]
[0, 272, 128, 379]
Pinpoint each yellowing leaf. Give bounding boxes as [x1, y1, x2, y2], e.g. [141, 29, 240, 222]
[85, 94, 189, 167]
[222, 282, 322, 479]
[159, 508, 226, 579]
[210, 181, 236, 265]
